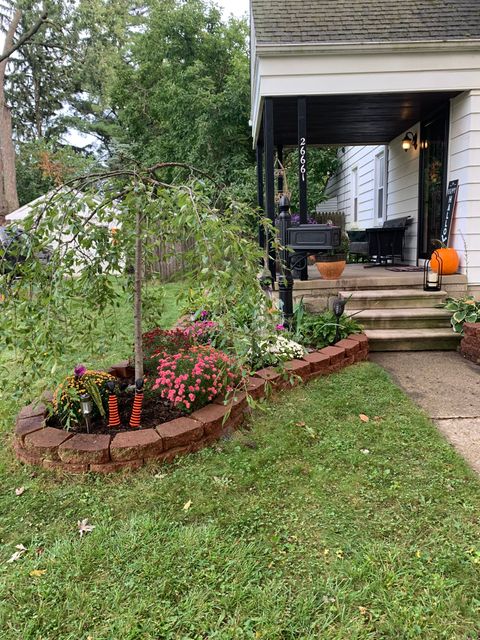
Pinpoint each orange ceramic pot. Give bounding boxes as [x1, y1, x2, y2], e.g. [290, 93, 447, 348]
[315, 257, 346, 280]
[430, 248, 459, 275]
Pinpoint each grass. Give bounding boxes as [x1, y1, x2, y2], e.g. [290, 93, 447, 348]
[1, 361, 480, 638]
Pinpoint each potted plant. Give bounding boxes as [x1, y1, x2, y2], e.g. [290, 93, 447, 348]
[314, 232, 350, 280]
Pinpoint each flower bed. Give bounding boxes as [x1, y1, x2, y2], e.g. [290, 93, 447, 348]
[12, 333, 369, 473]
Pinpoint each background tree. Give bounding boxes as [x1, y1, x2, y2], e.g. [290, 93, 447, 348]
[111, 0, 253, 189]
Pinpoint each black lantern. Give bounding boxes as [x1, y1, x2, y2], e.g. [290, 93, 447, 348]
[332, 297, 346, 343]
[424, 255, 443, 291]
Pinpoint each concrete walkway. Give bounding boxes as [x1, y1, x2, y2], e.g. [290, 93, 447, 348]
[370, 351, 480, 473]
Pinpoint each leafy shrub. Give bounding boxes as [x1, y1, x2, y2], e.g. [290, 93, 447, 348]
[142, 328, 194, 374]
[247, 334, 305, 370]
[294, 310, 362, 350]
[445, 296, 480, 333]
[53, 367, 116, 429]
[152, 346, 243, 413]
[182, 320, 219, 345]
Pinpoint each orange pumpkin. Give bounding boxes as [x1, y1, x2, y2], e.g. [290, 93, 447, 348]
[430, 247, 459, 275]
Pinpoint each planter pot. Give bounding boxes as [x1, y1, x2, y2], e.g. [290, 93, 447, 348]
[315, 255, 347, 280]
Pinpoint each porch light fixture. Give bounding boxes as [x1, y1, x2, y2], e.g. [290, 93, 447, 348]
[402, 131, 418, 152]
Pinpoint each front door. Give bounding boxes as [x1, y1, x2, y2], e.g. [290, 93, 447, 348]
[418, 105, 449, 259]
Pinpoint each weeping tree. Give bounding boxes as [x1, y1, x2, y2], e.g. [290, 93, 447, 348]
[0, 161, 275, 401]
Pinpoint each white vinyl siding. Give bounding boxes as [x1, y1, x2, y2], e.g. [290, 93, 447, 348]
[448, 90, 480, 285]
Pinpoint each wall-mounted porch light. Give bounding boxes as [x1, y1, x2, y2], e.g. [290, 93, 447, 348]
[402, 131, 418, 152]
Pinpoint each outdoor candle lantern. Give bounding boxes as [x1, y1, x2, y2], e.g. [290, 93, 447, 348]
[80, 393, 93, 433]
[424, 255, 443, 291]
[332, 297, 346, 343]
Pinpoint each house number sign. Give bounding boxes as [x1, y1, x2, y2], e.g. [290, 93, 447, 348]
[299, 137, 306, 182]
[440, 179, 459, 246]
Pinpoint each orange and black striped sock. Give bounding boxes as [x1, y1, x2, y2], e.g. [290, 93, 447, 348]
[108, 394, 121, 428]
[129, 379, 144, 428]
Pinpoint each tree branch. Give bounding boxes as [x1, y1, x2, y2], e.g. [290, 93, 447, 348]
[0, 11, 48, 65]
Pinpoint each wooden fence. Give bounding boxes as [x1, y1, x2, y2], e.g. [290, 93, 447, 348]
[146, 238, 193, 281]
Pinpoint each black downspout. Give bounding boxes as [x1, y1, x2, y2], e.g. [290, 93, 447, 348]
[256, 142, 265, 254]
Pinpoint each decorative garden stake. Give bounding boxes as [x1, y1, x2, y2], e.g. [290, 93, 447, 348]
[80, 393, 93, 433]
[332, 297, 346, 344]
[106, 381, 121, 428]
[129, 378, 144, 428]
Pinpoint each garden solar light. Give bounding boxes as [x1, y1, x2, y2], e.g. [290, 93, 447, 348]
[80, 393, 93, 433]
[332, 297, 346, 344]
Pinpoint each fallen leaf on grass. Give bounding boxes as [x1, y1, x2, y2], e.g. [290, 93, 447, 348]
[29, 569, 47, 577]
[7, 544, 27, 563]
[295, 421, 306, 427]
[154, 473, 167, 480]
[359, 414, 370, 423]
[77, 519, 95, 537]
[15, 486, 25, 496]
[360, 448, 370, 455]
[183, 500, 192, 511]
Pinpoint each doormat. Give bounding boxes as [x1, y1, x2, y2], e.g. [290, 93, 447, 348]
[386, 266, 424, 272]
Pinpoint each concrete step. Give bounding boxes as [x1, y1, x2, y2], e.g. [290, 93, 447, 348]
[355, 307, 453, 330]
[340, 289, 448, 309]
[365, 328, 461, 351]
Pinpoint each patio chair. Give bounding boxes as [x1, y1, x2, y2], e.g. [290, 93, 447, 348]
[347, 229, 369, 262]
[364, 216, 413, 266]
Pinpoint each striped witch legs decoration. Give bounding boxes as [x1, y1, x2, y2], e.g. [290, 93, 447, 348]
[129, 379, 144, 428]
[106, 381, 121, 428]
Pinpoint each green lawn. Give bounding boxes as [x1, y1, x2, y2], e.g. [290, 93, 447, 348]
[1, 361, 480, 639]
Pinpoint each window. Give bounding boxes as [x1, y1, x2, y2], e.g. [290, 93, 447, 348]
[351, 167, 358, 223]
[375, 150, 387, 220]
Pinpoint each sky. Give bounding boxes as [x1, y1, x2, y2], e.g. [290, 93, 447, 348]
[218, 0, 250, 19]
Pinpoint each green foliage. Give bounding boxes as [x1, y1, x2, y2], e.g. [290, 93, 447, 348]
[0, 167, 276, 402]
[111, 0, 253, 190]
[444, 296, 480, 333]
[284, 147, 341, 212]
[52, 369, 116, 429]
[292, 302, 362, 349]
[15, 139, 97, 205]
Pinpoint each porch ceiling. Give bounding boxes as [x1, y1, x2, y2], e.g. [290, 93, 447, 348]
[259, 92, 460, 147]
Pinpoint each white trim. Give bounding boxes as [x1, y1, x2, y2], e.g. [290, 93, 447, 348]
[351, 166, 359, 224]
[374, 148, 387, 224]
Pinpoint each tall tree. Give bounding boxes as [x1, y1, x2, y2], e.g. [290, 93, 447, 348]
[111, 0, 252, 186]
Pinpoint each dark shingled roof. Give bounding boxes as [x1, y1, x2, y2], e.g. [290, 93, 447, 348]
[251, 0, 480, 45]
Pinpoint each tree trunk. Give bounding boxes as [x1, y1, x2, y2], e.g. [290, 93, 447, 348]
[134, 208, 144, 380]
[0, 10, 21, 225]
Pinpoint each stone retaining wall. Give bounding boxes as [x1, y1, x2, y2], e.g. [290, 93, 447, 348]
[13, 333, 369, 473]
[460, 323, 480, 365]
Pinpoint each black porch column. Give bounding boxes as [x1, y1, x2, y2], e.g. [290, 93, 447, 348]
[298, 96, 308, 280]
[264, 97, 276, 283]
[256, 142, 265, 253]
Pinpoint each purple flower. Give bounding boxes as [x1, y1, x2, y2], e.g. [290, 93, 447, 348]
[74, 364, 86, 377]
[275, 324, 286, 331]
[200, 310, 209, 320]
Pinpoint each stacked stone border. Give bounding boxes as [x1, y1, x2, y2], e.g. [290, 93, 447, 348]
[13, 333, 369, 474]
[460, 322, 480, 365]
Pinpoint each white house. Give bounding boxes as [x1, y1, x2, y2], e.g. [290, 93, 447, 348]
[250, 0, 480, 349]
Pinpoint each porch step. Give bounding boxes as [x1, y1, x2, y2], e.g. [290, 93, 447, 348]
[340, 289, 447, 309]
[355, 307, 452, 330]
[365, 328, 461, 351]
